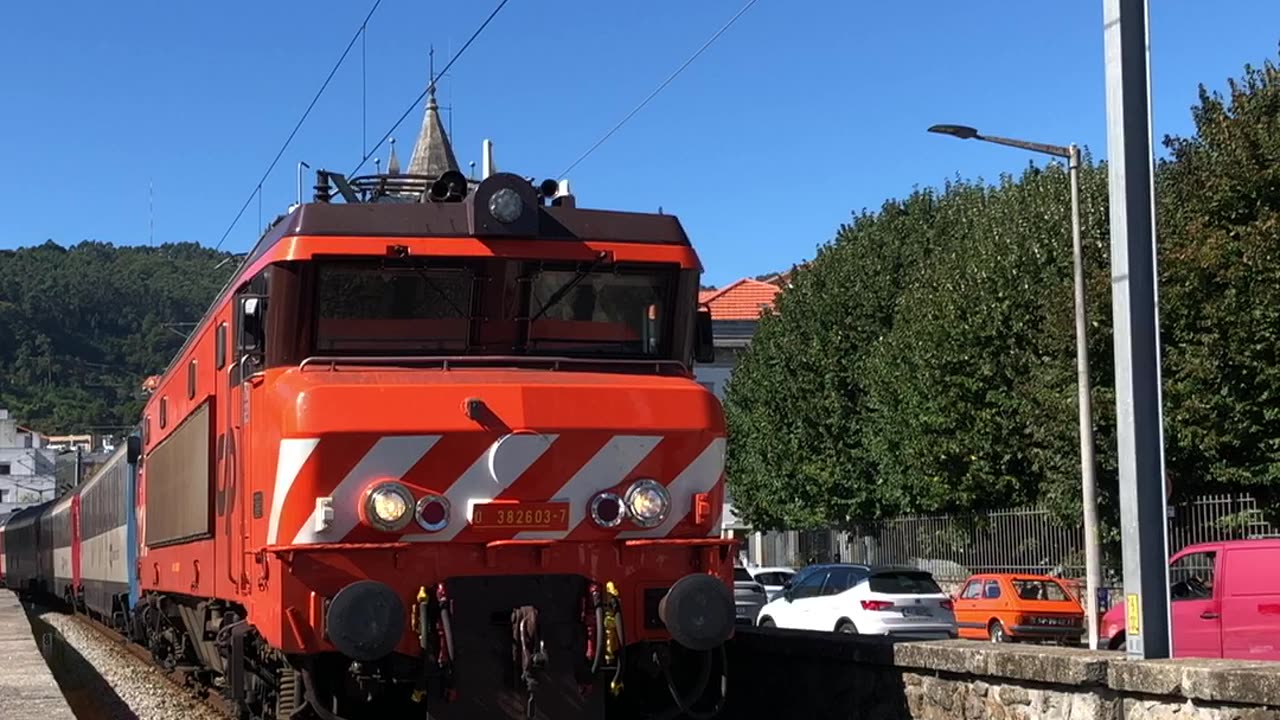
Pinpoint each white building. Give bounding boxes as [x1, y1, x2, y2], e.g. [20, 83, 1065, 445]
[0, 409, 57, 514]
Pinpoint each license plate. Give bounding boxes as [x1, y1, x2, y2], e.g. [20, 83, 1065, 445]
[902, 606, 930, 617]
[471, 502, 571, 530]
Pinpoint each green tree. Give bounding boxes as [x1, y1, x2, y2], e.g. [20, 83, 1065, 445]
[723, 190, 949, 530]
[1159, 58, 1280, 509]
[725, 49, 1280, 531]
[0, 241, 233, 432]
[861, 162, 1120, 525]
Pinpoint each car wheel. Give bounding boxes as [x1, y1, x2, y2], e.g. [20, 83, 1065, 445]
[836, 620, 856, 634]
[758, 617, 775, 628]
[1110, 635, 1126, 652]
[988, 621, 1007, 643]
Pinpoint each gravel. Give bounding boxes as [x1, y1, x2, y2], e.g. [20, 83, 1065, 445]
[29, 606, 227, 720]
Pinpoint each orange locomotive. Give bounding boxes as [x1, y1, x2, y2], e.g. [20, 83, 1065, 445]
[133, 90, 735, 720]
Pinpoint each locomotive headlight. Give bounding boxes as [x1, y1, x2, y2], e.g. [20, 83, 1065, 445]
[488, 187, 523, 223]
[361, 482, 414, 532]
[624, 479, 670, 528]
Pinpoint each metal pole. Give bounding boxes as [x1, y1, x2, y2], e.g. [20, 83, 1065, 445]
[296, 161, 311, 206]
[1103, 0, 1172, 659]
[1069, 144, 1103, 650]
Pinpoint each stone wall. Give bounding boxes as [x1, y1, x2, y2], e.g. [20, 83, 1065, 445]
[721, 628, 1280, 719]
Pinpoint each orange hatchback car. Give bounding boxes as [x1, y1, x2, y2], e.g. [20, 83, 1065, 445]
[953, 573, 1085, 643]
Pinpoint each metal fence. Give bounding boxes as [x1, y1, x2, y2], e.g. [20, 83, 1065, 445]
[750, 493, 1277, 606]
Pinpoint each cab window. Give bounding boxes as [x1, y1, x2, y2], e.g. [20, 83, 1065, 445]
[313, 260, 474, 353]
[1170, 551, 1217, 601]
[526, 263, 673, 357]
[983, 580, 1002, 599]
[960, 580, 982, 600]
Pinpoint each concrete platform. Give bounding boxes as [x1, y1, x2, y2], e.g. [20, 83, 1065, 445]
[0, 590, 75, 720]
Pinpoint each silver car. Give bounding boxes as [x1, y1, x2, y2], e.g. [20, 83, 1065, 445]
[733, 566, 768, 626]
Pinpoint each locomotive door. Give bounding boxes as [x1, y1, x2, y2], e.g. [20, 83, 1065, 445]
[230, 281, 269, 597]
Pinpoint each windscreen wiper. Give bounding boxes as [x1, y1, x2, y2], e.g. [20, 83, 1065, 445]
[529, 252, 610, 323]
[396, 260, 468, 318]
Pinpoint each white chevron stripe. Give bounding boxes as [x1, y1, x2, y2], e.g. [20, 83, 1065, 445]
[617, 438, 727, 539]
[292, 435, 440, 545]
[267, 438, 320, 544]
[707, 504, 725, 537]
[403, 433, 556, 543]
[514, 435, 662, 540]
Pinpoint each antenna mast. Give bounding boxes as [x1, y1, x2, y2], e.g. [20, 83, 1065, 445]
[148, 180, 154, 246]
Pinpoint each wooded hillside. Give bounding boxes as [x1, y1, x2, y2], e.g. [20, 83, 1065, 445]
[0, 241, 233, 432]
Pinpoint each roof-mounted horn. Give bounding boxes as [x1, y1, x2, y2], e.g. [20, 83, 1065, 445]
[429, 170, 469, 202]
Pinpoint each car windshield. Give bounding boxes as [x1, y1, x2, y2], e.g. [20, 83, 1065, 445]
[1011, 579, 1070, 601]
[733, 567, 753, 582]
[868, 571, 942, 595]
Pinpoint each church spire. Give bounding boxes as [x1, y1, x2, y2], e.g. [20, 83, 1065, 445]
[386, 137, 401, 175]
[406, 47, 460, 179]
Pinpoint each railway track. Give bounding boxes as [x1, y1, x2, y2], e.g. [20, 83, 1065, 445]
[73, 612, 236, 718]
[31, 603, 233, 720]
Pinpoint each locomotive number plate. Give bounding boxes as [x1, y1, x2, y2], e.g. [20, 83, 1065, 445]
[471, 502, 571, 530]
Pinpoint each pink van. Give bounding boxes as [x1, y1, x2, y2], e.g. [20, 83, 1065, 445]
[1101, 539, 1280, 659]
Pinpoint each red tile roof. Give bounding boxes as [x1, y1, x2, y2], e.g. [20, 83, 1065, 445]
[698, 278, 781, 321]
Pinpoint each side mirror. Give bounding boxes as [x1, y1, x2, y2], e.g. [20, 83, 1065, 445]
[238, 296, 265, 353]
[694, 308, 715, 364]
[126, 435, 142, 464]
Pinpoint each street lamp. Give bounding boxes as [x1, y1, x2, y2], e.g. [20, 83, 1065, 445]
[928, 123, 1103, 651]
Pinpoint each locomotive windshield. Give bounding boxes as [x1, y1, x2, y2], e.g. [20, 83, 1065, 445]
[314, 261, 474, 353]
[305, 257, 678, 360]
[527, 265, 671, 357]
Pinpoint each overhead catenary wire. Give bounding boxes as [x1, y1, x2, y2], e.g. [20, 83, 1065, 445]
[213, 0, 383, 251]
[558, 0, 759, 179]
[349, 0, 511, 177]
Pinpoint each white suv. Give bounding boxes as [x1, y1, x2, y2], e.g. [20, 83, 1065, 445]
[755, 564, 957, 639]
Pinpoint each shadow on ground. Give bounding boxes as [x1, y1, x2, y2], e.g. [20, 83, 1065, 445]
[23, 602, 139, 720]
[721, 628, 913, 720]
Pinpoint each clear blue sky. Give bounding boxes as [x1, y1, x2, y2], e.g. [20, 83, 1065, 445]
[3, 1, 1279, 287]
